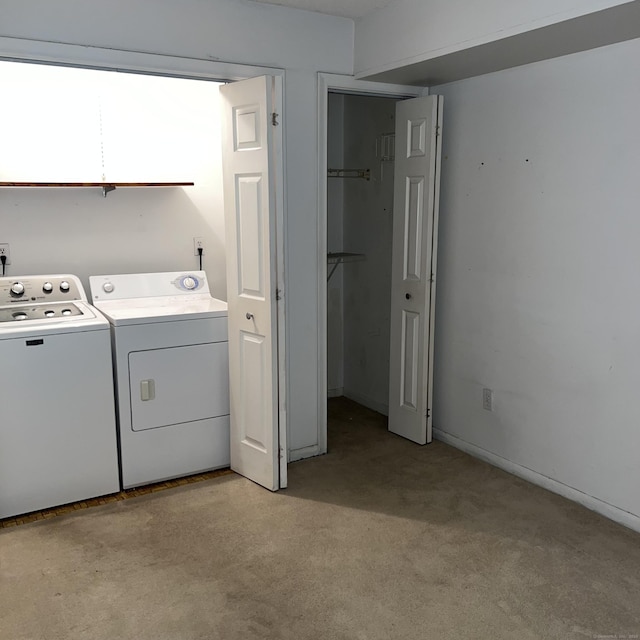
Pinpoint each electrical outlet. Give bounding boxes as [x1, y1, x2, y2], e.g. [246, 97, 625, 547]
[482, 388, 493, 411]
[193, 237, 205, 256]
[0, 243, 10, 265]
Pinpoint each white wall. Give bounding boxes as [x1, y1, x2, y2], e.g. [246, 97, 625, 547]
[0, 63, 227, 296]
[0, 0, 354, 457]
[354, 0, 635, 78]
[1, 0, 352, 73]
[432, 38, 640, 526]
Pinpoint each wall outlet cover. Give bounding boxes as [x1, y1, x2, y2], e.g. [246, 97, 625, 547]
[483, 387, 493, 411]
[0, 243, 10, 265]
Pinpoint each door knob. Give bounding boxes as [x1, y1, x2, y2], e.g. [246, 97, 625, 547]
[405, 293, 412, 300]
[246, 312, 254, 320]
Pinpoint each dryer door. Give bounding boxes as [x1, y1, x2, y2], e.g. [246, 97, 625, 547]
[129, 342, 230, 432]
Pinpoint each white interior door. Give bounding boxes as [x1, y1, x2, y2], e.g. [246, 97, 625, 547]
[388, 95, 443, 444]
[220, 75, 286, 490]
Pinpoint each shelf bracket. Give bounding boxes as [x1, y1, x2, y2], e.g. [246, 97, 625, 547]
[327, 262, 341, 282]
[327, 252, 366, 282]
[101, 185, 116, 197]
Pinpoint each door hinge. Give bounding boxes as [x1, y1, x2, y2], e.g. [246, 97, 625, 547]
[276, 288, 282, 301]
[272, 112, 279, 126]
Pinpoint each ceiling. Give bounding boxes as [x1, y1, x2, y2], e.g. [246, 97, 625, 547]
[249, 0, 392, 19]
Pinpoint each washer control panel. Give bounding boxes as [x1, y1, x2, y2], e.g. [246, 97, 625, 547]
[0, 275, 85, 305]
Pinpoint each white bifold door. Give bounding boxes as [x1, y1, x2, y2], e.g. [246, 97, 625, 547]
[220, 75, 287, 491]
[388, 95, 443, 445]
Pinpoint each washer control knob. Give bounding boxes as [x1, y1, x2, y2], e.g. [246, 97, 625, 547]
[62, 309, 72, 316]
[60, 281, 70, 293]
[10, 282, 25, 296]
[183, 277, 197, 290]
[43, 282, 53, 293]
[103, 282, 114, 294]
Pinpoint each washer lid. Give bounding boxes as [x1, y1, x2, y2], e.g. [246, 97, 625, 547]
[93, 295, 228, 326]
[0, 301, 108, 339]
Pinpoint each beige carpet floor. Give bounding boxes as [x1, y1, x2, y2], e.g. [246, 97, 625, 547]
[1, 397, 639, 639]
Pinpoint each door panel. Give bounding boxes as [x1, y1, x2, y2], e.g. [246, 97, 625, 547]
[234, 106, 261, 150]
[404, 177, 425, 281]
[220, 75, 284, 491]
[401, 310, 420, 410]
[237, 175, 265, 297]
[388, 95, 443, 445]
[408, 118, 427, 157]
[240, 331, 268, 451]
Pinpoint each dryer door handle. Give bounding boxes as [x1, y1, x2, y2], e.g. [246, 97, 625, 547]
[140, 379, 156, 401]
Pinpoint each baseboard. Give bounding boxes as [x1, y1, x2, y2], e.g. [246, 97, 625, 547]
[327, 387, 343, 398]
[433, 428, 640, 534]
[288, 444, 323, 463]
[343, 389, 389, 416]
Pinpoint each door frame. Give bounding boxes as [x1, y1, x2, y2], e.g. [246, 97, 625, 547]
[0, 37, 289, 471]
[316, 73, 428, 455]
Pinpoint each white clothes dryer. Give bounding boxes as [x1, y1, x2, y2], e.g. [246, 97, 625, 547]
[89, 271, 229, 489]
[0, 274, 119, 519]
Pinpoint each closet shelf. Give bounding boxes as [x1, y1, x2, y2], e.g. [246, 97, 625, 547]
[328, 252, 366, 264]
[328, 168, 370, 181]
[327, 252, 366, 281]
[0, 181, 195, 197]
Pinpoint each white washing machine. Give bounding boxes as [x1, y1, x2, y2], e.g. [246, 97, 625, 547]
[89, 271, 230, 489]
[0, 274, 120, 519]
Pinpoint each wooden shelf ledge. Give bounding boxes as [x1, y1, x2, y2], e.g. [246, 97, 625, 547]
[0, 181, 195, 197]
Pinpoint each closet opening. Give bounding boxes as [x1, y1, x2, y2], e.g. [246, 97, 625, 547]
[326, 92, 403, 445]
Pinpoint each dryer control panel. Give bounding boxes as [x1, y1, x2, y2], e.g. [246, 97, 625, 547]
[174, 274, 204, 292]
[90, 271, 210, 301]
